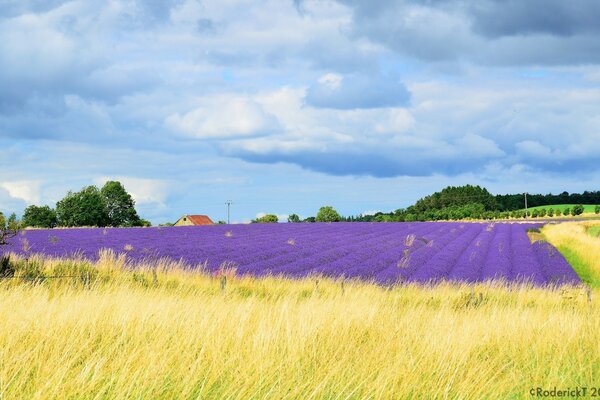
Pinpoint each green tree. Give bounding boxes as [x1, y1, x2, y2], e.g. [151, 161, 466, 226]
[56, 186, 108, 227]
[303, 217, 316, 223]
[571, 204, 584, 216]
[287, 214, 301, 223]
[100, 181, 141, 227]
[555, 208, 562, 217]
[413, 185, 497, 213]
[0, 212, 20, 245]
[563, 207, 570, 216]
[316, 206, 341, 222]
[547, 208, 554, 217]
[22, 205, 57, 228]
[595, 205, 600, 214]
[253, 214, 279, 223]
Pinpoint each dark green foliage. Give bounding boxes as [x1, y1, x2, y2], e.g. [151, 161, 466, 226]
[253, 214, 279, 223]
[571, 204, 584, 216]
[316, 206, 341, 222]
[54, 182, 146, 227]
[0, 256, 15, 277]
[287, 214, 301, 223]
[138, 219, 152, 227]
[495, 190, 600, 211]
[294, 186, 600, 223]
[531, 209, 539, 218]
[596, 205, 600, 214]
[563, 207, 570, 216]
[0, 212, 20, 245]
[101, 181, 142, 227]
[22, 205, 57, 228]
[547, 208, 554, 217]
[555, 208, 562, 216]
[56, 186, 109, 227]
[303, 217, 316, 223]
[413, 185, 497, 213]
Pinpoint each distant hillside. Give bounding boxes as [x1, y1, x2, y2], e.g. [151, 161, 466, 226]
[346, 186, 600, 222]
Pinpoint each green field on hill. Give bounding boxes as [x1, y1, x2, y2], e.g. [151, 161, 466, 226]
[521, 204, 598, 214]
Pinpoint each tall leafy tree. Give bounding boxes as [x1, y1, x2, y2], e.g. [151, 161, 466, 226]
[22, 205, 58, 228]
[287, 214, 301, 223]
[316, 206, 341, 222]
[56, 186, 109, 227]
[100, 181, 141, 227]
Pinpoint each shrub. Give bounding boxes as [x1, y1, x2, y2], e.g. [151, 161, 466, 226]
[571, 204, 584, 216]
[555, 209, 562, 216]
[253, 214, 279, 223]
[547, 208, 554, 217]
[531, 209, 539, 218]
[563, 207, 570, 216]
[596, 205, 600, 214]
[538, 208, 547, 217]
[0, 212, 20, 245]
[0, 256, 15, 277]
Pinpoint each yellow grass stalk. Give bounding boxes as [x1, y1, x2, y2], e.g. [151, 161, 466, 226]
[0, 250, 598, 399]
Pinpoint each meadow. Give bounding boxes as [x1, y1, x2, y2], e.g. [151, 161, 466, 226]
[0, 221, 598, 399]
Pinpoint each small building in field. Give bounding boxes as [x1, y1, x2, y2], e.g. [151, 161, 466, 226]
[174, 215, 214, 226]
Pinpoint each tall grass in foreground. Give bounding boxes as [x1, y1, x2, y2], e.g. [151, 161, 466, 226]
[543, 221, 600, 288]
[0, 227, 599, 400]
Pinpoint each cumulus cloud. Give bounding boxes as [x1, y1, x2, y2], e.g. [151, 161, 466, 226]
[1, 0, 599, 222]
[0, 180, 41, 205]
[167, 96, 280, 139]
[94, 177, 169, 206]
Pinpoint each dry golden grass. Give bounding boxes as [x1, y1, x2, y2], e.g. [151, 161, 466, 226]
[0, 240, 599, 399]
[542, 221, 600, 287]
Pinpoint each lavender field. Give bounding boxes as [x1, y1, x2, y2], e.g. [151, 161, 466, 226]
[1, 222, 580, 286]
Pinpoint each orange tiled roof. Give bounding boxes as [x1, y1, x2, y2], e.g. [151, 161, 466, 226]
[186, 215, 214, 225]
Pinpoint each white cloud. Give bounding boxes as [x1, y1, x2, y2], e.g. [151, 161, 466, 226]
[167, 96, 280, 139]
[95, 177, 169, 205]
[361, 210, 381, 216]
[0, 180, 41, 205]
[318, 73, 343, 90]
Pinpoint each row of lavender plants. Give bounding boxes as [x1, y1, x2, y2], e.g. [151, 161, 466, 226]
[0, 222, 580, 286]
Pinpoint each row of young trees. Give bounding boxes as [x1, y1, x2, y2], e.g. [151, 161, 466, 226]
[496, 191, 600, 211]
[21, 181, 149, 228]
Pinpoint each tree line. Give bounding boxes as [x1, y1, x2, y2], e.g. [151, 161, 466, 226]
[256, 185, 600, 223]
[18, 181, 149, 228]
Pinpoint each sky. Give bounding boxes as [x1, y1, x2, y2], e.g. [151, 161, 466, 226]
[1, 0, 599, 224]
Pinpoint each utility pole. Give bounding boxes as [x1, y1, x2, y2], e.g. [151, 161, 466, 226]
[225, 200, 233, 224]
[524, 192, 528, 219]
